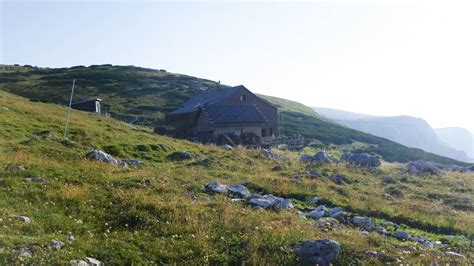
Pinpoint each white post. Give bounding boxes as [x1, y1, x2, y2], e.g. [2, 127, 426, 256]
[63, 79, 76, 140]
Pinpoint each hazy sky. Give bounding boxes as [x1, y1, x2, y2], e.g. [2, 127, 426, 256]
[1, 1, 473, 133]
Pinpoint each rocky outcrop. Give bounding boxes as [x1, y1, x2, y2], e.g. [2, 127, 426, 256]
[294, 239, 340, 266]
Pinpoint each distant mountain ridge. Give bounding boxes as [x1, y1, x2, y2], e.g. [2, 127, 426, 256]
[314, 107, 474, 163]
[435, 127, 474, 159]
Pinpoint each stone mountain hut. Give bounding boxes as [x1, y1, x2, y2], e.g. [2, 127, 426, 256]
[167, 85, 279, 145]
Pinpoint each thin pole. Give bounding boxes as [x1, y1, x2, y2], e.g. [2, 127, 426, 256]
[64, 79, 76, 140]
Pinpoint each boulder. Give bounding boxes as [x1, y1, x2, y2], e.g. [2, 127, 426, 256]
[312, 151, 333, 164]
[227, 184, 251, 198]
[393, 230, 410, 240]
[342, 152, 381, 168]
[87, 150, 127, 167]
[248, 194, 293, 210]
[313, 218, 340, 229]
[294, 239, 340, 266]
[5, 165, 26, 171]
[205, 180, 228, 194]
[307, 210, 326, 220]
[274, 198, 294, 210]
[49, 240, 65, 250]
[352, 216, 375, 231]
[329, 207, 343, 217]
[407, 161, 441, 176]
[169, 151, 193, 161]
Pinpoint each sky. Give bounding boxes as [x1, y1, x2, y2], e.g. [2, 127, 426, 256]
[1, 0, 474, 133]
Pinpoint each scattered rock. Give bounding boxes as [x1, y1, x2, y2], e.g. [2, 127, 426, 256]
[312, 151, 334, 164]
[25, 177, 48, 183]
[300, 154, 313, 163]
[313, 218, 340, 229]
[306, 169, 322, 178]
[86, 257, 103, 266]
[18, 247, 33, 257]
[393, 230, 411, 240]
[5, 165, 26, 171]
[87, 150, 127, 167]
[365, 250, 378, 257]
[169, 151, 193, 161]
[407, 161, 441, 176]
[67, 234, 76, 243]
[308, 196, 319, 205]
[307, 210, 326, 220]
[274, 198, 294, 210]
[227, 184, 251, 198]
[220, 144, 233, 151]
[248, 194, 293, 210]
[342, 152, 381, 168]
[16, 215, 31, 223]
[294, 239, 340, 266]
[49, 240, 65, 250]
[122, 159, 141, 166]
[329, 207, 343, 217]
[375, 226, 388, 235]
[260, 149, 281, 159]
[445, 251, 465, 258]
[360, 230, 370, 236]
[70, 260, 89, 266]
[205, 180, 228, 194]
[352, 216, 375, 231]
[296, 210, 306, 218]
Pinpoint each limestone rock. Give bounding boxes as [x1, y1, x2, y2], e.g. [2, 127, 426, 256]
[294, 239, 340, 266]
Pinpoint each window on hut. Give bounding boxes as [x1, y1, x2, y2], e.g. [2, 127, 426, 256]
[240, 95, 246, 101]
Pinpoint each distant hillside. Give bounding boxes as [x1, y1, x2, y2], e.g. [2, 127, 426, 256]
[0, 64, 470, 166]
[314, 107, 474, 163]
[436, 127, 474, 159]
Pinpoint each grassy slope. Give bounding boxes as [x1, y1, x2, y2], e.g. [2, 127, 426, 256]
[0, 64, 469, 166]
[0, 91, 472, 264]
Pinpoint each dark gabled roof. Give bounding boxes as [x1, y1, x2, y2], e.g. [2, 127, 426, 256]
[71, 98, 101, 105]
[202, 104, 267, 125]
[168, 86, 246, 115]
